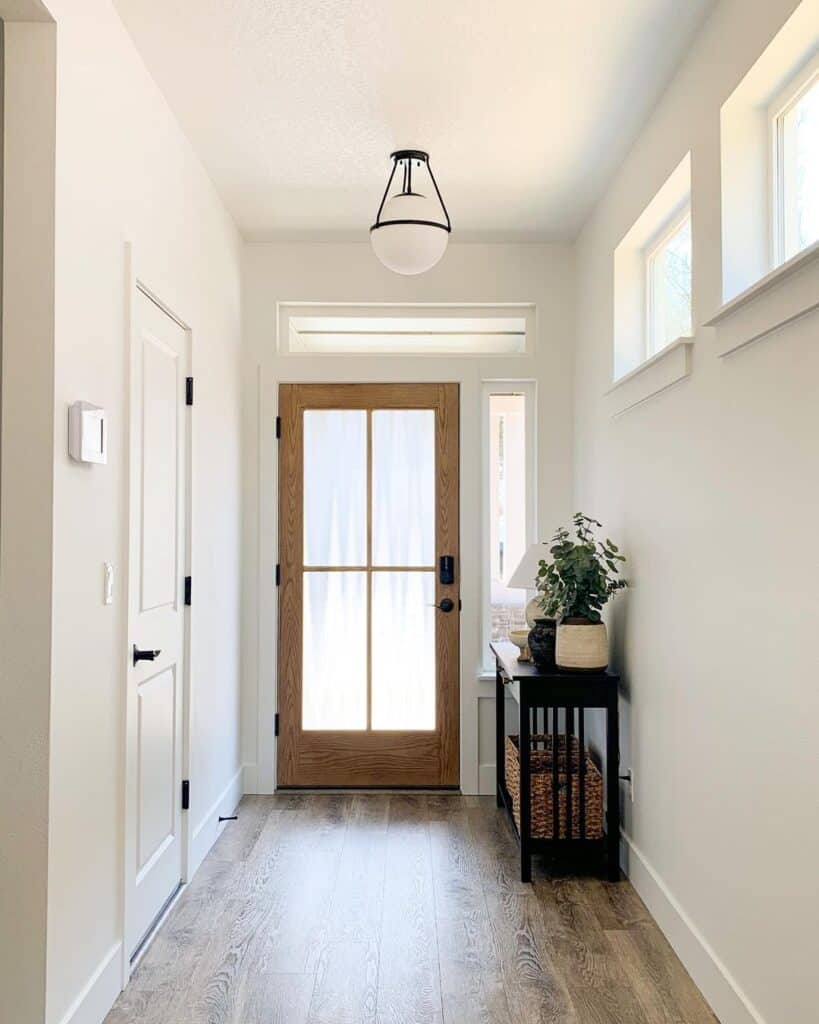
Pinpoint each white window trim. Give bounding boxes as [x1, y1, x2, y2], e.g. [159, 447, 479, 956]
[712, 9, 819, 349]
[644, 203, 692, 358]
[768, 51, 819, 268]
[704, 237, 819, 356]
[606, 336, 694, 416]
[480, 380, 537, 674]
[612, 152, 691, 383]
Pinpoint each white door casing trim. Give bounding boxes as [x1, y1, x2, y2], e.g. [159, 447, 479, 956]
[121, 243, 194, 989]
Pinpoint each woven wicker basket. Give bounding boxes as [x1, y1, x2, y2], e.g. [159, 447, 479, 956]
[505, 734, 604, 840]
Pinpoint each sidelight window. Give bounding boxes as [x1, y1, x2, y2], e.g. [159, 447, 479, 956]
[482, 382, 536, 671]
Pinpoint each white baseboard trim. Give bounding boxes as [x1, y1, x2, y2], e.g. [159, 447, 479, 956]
[55, 941, 122, 1024]
[242, 761, 259, 794]
[64, 768, 248, 1024]
[189, 764, 245, 877]
[478, 762, 496, 796]
[622, 833, 766, 1024]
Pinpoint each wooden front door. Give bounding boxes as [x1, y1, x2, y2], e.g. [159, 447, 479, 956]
[277, 383, 459, 787]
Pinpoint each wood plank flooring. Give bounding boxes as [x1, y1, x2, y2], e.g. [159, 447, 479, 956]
[106, 794, 718, 1024]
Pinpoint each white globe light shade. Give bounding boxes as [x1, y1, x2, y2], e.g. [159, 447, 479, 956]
[370, 192, 449, 276]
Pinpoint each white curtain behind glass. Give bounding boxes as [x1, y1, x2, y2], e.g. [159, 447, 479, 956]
[371, 572, 436, 729]
[303, 410, 367, 566]
[302, 406, 438, 732]
[303, 571, 367, 729]
[372, 410, 435, 566]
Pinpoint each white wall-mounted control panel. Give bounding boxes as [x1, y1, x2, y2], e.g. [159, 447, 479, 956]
[69, 401, 107, 464]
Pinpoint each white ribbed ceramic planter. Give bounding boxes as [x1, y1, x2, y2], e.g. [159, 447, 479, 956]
[556, 618, 609, 671]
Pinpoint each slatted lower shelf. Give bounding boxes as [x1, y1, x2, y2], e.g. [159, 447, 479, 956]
[497, 780, 608, 856]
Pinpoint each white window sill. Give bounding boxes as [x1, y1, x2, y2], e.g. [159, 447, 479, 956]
[606, 337, 693, 416]
[706, 240, 819, 357]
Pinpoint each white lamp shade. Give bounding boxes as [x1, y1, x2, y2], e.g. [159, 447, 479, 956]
[370, 193, 449, 275]
[506, 542, 550, 590]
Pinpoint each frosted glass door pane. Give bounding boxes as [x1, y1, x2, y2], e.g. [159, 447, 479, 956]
[372, 410, 435, 566]
[371, 572, 435, 730]
[304, 410, 367, 566]
[303, 572, 367, 729]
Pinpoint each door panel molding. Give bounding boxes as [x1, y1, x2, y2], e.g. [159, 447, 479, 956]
[277, 383, 460, 787]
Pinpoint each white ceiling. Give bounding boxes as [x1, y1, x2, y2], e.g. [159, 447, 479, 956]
[113, 0, 715, 241]
[1, 0, 52, 19]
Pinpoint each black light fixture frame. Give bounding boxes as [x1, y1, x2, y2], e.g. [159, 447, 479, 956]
[370, 150, 451, 234]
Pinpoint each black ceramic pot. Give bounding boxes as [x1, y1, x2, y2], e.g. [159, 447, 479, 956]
[528, 617, 557, 669]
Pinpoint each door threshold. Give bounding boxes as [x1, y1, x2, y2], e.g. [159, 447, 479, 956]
[276, 785, 461, 793]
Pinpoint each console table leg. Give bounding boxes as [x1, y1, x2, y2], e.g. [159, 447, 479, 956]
[519, 697, 532, 883]
[606, 696, 621, 882]
[496, 665, 505, 808]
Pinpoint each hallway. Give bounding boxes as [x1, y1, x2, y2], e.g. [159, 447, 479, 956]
[106, 794, 716, 1024]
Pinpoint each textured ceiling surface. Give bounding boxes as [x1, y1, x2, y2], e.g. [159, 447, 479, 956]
[113, 0, 715, 241]
[2, 0, 52, 20]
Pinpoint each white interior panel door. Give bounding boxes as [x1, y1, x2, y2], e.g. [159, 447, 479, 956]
[126, 286, 188, 957]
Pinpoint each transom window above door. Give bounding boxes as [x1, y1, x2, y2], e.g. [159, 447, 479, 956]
[277, 303, 534, 355]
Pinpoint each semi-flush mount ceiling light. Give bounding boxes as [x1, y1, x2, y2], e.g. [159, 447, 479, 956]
[370, 150, 451, 276]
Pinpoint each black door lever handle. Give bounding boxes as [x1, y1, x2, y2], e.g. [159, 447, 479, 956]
[427, 598, 455, 613]
[133, 644, 162, 666]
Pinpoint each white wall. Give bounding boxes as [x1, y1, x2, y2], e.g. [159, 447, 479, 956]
[0, 16, 55, 1023]
[573, 2, 817, 1023]
[28, 3, 244, 1023]
[241, 242, 575, 795]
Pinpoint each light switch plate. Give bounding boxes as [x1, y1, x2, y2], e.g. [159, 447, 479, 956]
[104, 562, 114, 605]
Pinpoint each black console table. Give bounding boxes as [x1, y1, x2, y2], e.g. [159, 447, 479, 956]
[491, 641, 621, 883]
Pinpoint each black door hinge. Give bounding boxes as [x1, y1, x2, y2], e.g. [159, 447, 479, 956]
[185, 377, 194, 406]
[184, 576, 192, 606]
[181, 779, 190, 810]
[274, 713, 280, 737]
[275, 415, 281, 439]
[275, 564, 281, 586]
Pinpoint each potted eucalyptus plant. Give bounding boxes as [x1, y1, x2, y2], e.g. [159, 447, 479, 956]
[536, 513, 627, 671]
